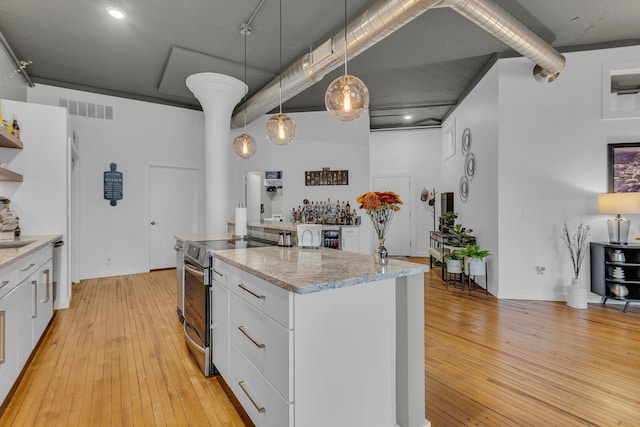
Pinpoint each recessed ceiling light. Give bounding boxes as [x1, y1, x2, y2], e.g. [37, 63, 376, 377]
[404, 115, 412, 120]
[106, 7, 126, 19]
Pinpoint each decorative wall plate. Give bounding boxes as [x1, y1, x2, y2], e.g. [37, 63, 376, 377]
[459, 175, 469, 203]
[465, 152, 476, 180]
[461, 128, 471, 156]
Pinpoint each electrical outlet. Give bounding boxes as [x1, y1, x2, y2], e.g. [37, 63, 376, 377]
[106, 256, 112, 266]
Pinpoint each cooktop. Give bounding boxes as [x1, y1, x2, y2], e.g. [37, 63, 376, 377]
[184, 237, 274, 266]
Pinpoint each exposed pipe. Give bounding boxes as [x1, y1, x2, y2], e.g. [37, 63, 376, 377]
[231, 0, 565, 128]
[438, 0, 565, 81]
[231, 0, 443, 128]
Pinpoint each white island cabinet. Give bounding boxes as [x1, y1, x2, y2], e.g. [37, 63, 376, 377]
[212, 246, 429, 427]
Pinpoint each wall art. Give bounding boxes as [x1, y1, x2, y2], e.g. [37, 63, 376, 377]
[608, 142, 640, 192]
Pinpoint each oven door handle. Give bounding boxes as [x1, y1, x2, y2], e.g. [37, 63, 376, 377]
[184, 321, 205, 351]
[184, 261, 205, 280]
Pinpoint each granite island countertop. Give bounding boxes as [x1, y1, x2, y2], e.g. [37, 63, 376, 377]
[0, 234, 63, 269]
[213, 246, 428, 294]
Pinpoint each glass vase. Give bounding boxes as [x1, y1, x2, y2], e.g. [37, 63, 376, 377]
[375, 238, 388, 266]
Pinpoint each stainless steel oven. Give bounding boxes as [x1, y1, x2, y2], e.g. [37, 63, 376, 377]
[182, 237, 275, 377]
[183, 251, 213, 376]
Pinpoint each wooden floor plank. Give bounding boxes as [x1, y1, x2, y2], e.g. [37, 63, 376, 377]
[2, 260, 640, 426]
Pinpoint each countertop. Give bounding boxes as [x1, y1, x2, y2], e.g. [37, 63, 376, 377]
[174, 233, 233, 243]
[0, 234, 63, 269]
[213, 246, 428, 295]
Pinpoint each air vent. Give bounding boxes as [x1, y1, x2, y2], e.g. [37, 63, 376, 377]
[59, 98, 114, 120]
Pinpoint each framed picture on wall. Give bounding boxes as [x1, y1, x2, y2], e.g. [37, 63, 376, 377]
[608, 142, 640, 192]
[442, 118, 456, 161]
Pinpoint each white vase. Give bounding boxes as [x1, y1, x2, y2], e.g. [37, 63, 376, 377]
[447, 259, 462, 274]
[465, 257, 486, 276]
[567, 278, 588, 309]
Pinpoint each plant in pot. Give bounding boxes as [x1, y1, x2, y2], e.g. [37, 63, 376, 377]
[439, 211, 457, 233]
[561, 221, 590, 309]
[443, 249, 465, 274]
[448, 223, 474, 248]
[460, 244, 490, 276]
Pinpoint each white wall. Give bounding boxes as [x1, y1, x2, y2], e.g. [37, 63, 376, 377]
[441, 65, 500, 293]
[443, 45, 640, 301]
[0, 99, 69, 307]
[28, 84, 205, 279]
[369, 128, 442, 256]
[229, 111, 373, 253]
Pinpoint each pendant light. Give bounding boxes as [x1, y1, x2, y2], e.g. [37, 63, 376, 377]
[324, 0, 369, 122]
[266, 0, 296, 145]
[233, 25, 257, 159]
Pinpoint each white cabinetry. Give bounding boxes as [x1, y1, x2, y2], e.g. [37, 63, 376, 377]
[341, 227, 360, 253]
[0, 244, 54, 406]
[0, 281, 23, 402]
[216, 259, 395, 427]
[32, 260, 54, 346]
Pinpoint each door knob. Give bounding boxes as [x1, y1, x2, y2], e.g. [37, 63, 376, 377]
[151, 221, 158, 225]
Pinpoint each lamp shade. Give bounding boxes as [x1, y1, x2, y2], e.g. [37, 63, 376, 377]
[266, 113, 296, 145]
[325, 74, 369, 121]
[233, 133, 257, 159]
[598, 192, 640, 214]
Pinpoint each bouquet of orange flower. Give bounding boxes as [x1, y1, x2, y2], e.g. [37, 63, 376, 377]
[356, 191, 403, 240]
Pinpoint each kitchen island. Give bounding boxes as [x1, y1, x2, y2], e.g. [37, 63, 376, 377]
[211, 246, 429, 427]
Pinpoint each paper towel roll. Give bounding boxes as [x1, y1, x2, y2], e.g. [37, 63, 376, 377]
[235, 207, 247, 236]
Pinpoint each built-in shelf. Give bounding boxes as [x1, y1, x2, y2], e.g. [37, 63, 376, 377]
[0, 127, 23, 149]
[0, 168, 23, 182]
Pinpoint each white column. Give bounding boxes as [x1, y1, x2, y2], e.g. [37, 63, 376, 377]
[186, 73, 246, 233]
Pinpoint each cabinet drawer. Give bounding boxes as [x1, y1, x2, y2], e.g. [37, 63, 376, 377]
[17, 247, 52, 283]
[230, 293, 292, 401]
[0, 268, 18, 299]
[211, 259, 228, 287]
[229, 343, 293, 427]
[225, 263, 292, 329]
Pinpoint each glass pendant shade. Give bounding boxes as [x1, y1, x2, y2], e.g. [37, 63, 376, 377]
[266, 113, 296, 145]
[233, 133, 257, 159]
[325, 74, 369, 121]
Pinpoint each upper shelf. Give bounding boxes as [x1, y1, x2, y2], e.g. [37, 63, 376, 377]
[0, 127, 23, 149]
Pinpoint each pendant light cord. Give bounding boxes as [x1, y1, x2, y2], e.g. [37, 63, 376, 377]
[344, 0, 348, 76]
[243, 32, 248, 130]
[278, 0, 283, 114]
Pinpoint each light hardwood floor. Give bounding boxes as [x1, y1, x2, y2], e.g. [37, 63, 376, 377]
[1, 262, 639, 426]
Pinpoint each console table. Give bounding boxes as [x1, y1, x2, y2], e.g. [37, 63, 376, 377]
[590, 242, 640, 312]
[429, 231, 476, 280]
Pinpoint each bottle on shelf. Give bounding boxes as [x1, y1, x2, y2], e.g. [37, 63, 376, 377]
[11, 115, 20, 139]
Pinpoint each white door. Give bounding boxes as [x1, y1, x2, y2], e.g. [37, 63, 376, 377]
[149, 166, 199, 270]
[371, 174, 412, 256]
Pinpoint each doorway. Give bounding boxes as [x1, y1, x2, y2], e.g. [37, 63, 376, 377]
[149, 165, 200, 270]
[371, 173, 413, 256]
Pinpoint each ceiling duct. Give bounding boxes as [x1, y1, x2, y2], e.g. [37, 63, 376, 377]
[231, 0, 565, 128]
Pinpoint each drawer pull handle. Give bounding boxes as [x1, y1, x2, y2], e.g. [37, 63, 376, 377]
[20, 263, 36, 272]
[44, 269, 50, 303]
[238, 381, 266, 413]
[32, 280, 37, 318]
[0, 280, 9, 290]
[238, 326, 266, 349]
[238, 284, 265, 300]
[213, 269, 224, 277]
[0, 311, 5, 364]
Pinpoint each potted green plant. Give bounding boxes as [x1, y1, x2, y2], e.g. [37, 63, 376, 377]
[448, 223, 474, 247]
[439, 211, 457, 233]
[443, 248, 464, 274]
[460, 244, 490, 275]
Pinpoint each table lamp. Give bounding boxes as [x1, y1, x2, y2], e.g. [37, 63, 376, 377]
[598, 192, 640, 244]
